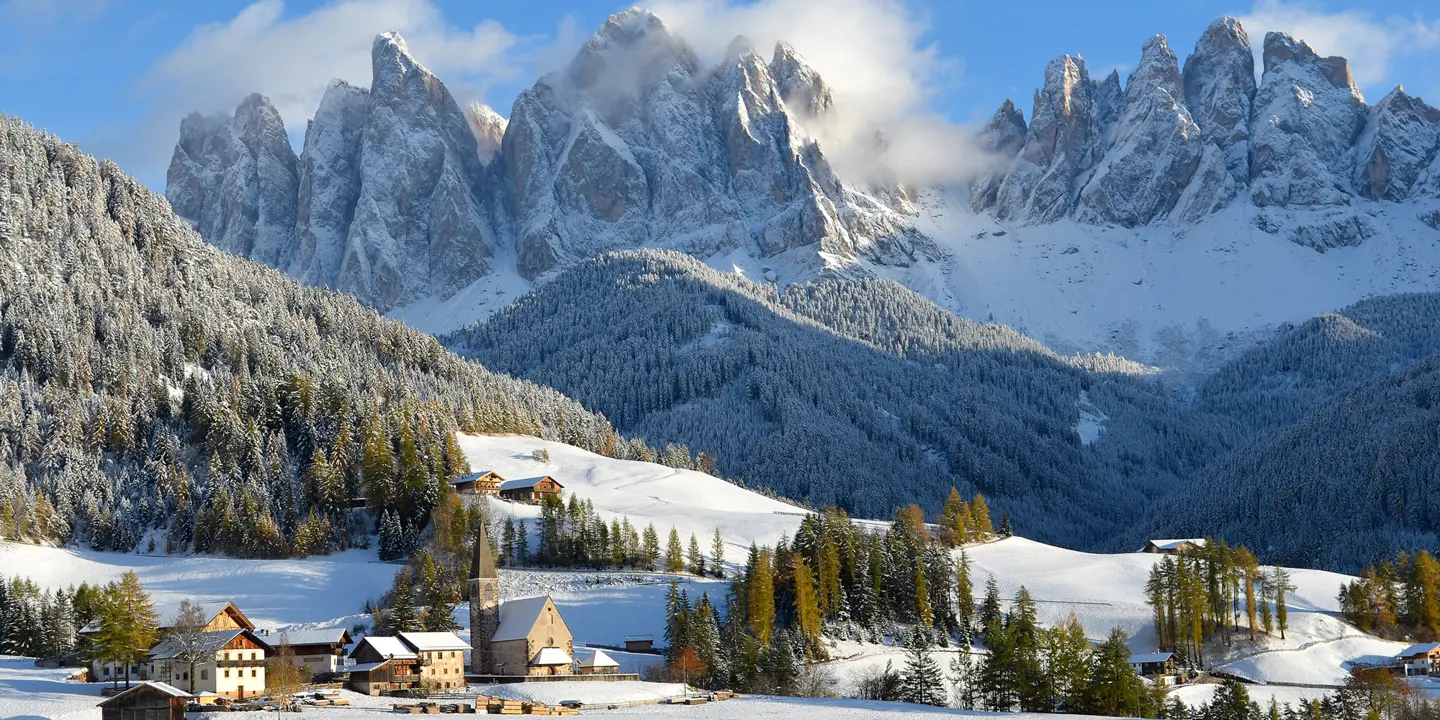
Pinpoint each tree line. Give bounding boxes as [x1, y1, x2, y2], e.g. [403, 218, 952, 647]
[1143, 540, 1294, 670]
[1338, 549, 1440, 639]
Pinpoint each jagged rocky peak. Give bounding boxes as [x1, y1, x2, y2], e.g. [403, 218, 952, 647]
[1092, 70, 1123, 144]
[968, 99, 1028, 212]
[1182, 16, 1255, 183]
[339, 29, 491, 310]
[1075, 34, 1222, 227]
[566, 7, 699, 106]
[1249, 31, 1367, 208]
[1355, 86, 1440, 201]
[770, 41, 833, 116]
[993, 54, 1101, 223]
[166, 92, 299, 270]
[465, 102, 508, 165]
[293, 79, 368, 288]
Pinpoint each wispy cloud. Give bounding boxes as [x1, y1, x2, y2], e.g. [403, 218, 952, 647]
[1239, 0, 1440, 91]
[650, 0, 982, 185]
[92, 0, 521, 185]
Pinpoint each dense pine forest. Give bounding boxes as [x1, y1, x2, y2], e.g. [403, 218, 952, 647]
[0, 118, 709, 556]
[445, 250, 1239, 552]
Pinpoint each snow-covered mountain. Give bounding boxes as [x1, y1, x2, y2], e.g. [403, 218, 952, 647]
[167, 9, 927, 317]
[165, 11, 1439, 371]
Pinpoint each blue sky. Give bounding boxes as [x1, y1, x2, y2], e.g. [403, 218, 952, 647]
[3, 0, 1439, 188]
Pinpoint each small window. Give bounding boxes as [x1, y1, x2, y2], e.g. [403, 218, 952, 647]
[251, 669, 258, 678]
[201, 670, 208, 680]
[222, 652, 229, 661]
[224, 669, 230, 678]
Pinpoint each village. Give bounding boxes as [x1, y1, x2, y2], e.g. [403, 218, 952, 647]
[5, 435, 1440, 720]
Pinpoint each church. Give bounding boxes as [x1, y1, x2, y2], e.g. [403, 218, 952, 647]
[469, 526, 576, 677]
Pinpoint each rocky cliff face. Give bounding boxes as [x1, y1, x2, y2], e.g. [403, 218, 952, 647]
[168, 9, 929, 304]
[978, 15, 1440, 248]
[501, 9, 926, 280]
[166, 94, 299, 270]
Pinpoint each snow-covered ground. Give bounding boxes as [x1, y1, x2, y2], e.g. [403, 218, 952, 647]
[965, 537, 1406, 689]
[0, 656, 98, 720]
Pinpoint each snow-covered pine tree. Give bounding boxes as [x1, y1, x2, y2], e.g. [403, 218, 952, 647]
[899, 628, 946, 706]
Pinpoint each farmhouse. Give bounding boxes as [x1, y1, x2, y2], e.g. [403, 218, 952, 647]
[453, 471, 504, 496]
[146, 628, 267, 699]
[1399, 643, 1440, 676]
[1142, 539, 1207, 554]
[84, 601, 255, 685]
[498, 476, 563, 503]
[345, 632, 469, 695]
[1128, 652, 1181, 685]
[97, 681, 190, 720]
[271, 627, 352, 679]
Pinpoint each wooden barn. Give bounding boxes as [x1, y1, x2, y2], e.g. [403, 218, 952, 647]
[97, 681, 190, 720]
[1142, 539, 1206, 555]
[1128, 652, 1182, 685]
[270, 627, 352, 679]
[499, 476, 563, 503]
[452, 471, 504, 496]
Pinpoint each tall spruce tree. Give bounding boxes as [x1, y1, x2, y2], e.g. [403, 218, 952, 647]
[899, 628, 947, 706]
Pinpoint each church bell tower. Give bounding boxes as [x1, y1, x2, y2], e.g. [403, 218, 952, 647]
[469, 525, 500, 674]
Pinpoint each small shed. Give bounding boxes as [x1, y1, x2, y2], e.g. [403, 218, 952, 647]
[575, 648, 621, 675]
[623, 635, 654, 653]
[1142, 539, 1206, 555]
[453, 471, 504, 496]
[499, 476, 564, 503]
[98, 681, 190, 720]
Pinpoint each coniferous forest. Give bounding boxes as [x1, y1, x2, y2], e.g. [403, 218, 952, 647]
[0, 118, 709, 557]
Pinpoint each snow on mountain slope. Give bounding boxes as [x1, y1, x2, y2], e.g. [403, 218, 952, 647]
[454, 433, 808, 556]
[861, 189, 1440, 373]
[965, 537, 1402, 688]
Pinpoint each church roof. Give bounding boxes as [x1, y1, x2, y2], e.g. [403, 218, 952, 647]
[491, 596, 555, 642]
[472, 525, 497, 580]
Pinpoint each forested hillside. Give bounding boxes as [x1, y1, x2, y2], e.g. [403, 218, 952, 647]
[445, 250, 1237, 551]
[1161, 356, 1440, 570]
[1198, 292, 1440, 433]
[0, 118, 684, 556]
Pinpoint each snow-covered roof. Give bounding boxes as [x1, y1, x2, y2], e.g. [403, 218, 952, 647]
[399, 631, 470, 651]
[500, 476, 562, 491]
[1129, 652, 1174, 664]
[274, 628, 350, 647]
[348, 660, 393, 673]
[453, 471, 501, 485]
[1146, 539, 1206, 551]
[576, 648, 619, 668]
[82, 600, 251, 635]
[98, 681, 191, 705]
[492, 596, 555, 642]
[531, 647, 573, 666]
[149, 629, 246, 659]
[1399, 643, 1440, 658]
[351, 636, 417, 659]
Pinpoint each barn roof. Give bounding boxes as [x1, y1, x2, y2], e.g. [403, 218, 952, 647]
[500, 476, 562, 491]
[453, 471, 502, 485]
[274, 627, 351, 647]
[82, 600, 253, 635]
[492, 596, 555, 642]
[531, 647, 573, 666]
[1399, 642, 1440, 658]
[576, 648, 620, 668]
[399, 632, 470, 651]
[148, 629, 247, 659]
[348, 660, 393, 673]
[1128, 652, 1174, 664]
[1146, 539, 1206, 551]
[351, 636, 417, 660]
[97, 681, 192, 706]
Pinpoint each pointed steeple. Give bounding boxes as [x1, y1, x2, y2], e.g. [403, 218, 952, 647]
[472, 524, 498, 580]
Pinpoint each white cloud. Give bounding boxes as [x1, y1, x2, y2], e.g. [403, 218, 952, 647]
[93, 0, 520, 186]
[648, 0, 984, 186]
[1239, 0, 1440, 90]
